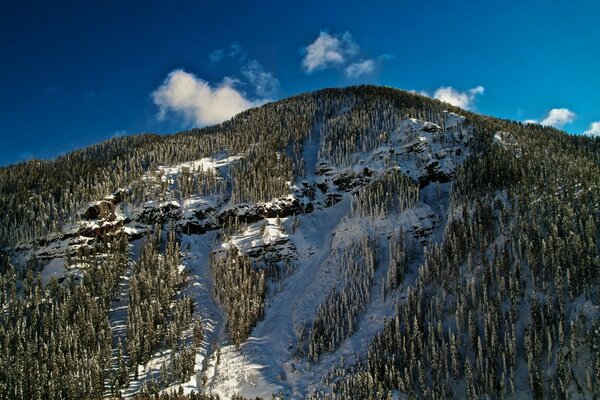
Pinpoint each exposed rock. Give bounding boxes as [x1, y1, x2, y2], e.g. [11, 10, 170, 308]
[244, 238, 295, 262]
[316, 182, 329, 193]
[262, 198, 306, 218]
[315, 162, 333, 176]
[81, 200, 116, 221]
[434, 150, 447, 160]
[105, 188, 130, 205]
[217, 196, 314, 228]
[34, 236, 94, 261]
[79, 219, 124, 238]
[179, 218, 219, 235]
[418, 160, 453, 187]
[218, 204, 264, 225]
[412, 224, 434, 239]
[193, 207, 216, 220]
[303, 202, 314, 214]
[299, 182, 316, 201]
[137, 202, 181, 225]
[333, 171, 368, 192]
[405, 141, 427, 154]
[421, 122, 442, 132]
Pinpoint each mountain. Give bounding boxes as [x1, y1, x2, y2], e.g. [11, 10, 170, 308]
[0, 85, 599, 399]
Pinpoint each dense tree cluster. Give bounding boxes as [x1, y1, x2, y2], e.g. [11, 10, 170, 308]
[308, 235, 378, 362]
[230, 145, 294, 204]
[383, 230, 412, 297]
[133, 389, 257, 399]
[129, 165, 227, 206]
[351, 169, 419, 218]
[175, 166, 226, 201]
[125, 224, 196, 389]
[211, 248, 266, 345]
[0, 235, 129, 399]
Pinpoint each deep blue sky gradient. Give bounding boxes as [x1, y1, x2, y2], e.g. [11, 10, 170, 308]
[1, 0, 599, 165]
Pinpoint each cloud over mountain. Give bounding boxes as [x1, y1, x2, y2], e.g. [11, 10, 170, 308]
[152, 70, 263, 127]
[584, 121, 600, 136]
[433, 86, 485, 110]
[525, 108, 577, 128]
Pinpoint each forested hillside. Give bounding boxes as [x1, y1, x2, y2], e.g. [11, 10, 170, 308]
[0, 86, 598, 399]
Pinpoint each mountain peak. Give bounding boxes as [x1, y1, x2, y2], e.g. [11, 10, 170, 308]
[1, 86, 599, 399]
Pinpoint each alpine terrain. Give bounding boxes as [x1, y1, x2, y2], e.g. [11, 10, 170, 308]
[0, 86, 598, 399]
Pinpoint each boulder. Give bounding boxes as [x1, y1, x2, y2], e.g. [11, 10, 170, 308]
[81, 200, 116, 221]
[421, 122, 442, 132]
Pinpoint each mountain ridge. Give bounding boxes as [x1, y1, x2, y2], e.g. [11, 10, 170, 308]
[0, 85, 599, 399]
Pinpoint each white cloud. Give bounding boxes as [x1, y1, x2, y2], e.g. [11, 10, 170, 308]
[241, 60, 280, 98]
[584, 121, 600, 137]
[152, 69, 263, 127]
[539, 108, 576, 128]
[345, 59, 375, 78]
[302, 31, 359, 73]
[523, 108, 576, 129]
[433, 85, 485, 110]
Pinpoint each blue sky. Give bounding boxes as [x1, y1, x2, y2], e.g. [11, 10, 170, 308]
[1, 0, 599, 165]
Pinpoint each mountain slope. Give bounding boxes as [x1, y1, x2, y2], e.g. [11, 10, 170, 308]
[0, 86, 599, 399]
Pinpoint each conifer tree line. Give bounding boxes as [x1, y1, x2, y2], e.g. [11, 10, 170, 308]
[351, 169, 420, 218]
[308, 235, 378, 362]
[0, 220, 203, 399]
[0, 234, 129, 399]
[210, 248, 266, 345]
[230, 144, 294, 204]
[383, 229, 412, 297]
[133, 389, 254, 399]
[175, 165, 227, 201]
[129, 164, 227, 206]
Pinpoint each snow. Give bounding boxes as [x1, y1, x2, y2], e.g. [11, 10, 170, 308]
[206, 195, 448, 398]
[154, 155, 243, 184]
[223, 218, 289, 254]
[200, 115, 466, 398]
[40, 257, 66, 285]
[209, 197, 352, 398]
[160, 232, 225, 397]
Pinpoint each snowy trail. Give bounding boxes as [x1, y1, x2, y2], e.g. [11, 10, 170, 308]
[106, 238, 144, 391]
[108, 267, 132, 365]
[176, 231, 227, 395]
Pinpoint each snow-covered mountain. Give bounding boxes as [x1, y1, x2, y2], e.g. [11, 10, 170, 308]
[1, 86, 598, 399]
